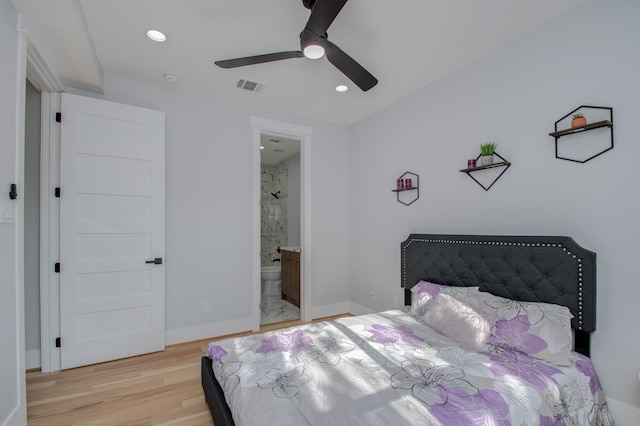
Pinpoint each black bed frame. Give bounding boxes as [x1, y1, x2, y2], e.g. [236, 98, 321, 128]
[201, 234, 597, 425]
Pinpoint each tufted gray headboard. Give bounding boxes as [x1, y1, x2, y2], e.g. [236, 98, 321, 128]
[401, 234, 596, 356]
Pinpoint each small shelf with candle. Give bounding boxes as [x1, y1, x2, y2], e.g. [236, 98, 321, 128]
[392, 171, 419, 206]
[459, 152, 511, 191]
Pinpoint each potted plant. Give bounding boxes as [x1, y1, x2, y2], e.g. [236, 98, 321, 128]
[571, 113, 587, 128]
[479, 142, 497, 166]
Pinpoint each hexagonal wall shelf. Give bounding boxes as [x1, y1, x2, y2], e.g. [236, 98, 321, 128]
[549, 106, 613, 163]
[392, 171, 419, 206]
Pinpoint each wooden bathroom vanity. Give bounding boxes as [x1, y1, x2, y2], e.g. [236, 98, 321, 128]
[280, 249, 300, 307]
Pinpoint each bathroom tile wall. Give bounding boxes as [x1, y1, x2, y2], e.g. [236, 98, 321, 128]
[261, 162, 288, 266]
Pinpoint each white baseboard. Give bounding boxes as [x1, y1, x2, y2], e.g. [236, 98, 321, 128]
[310, 302, 351, 319]
[309, 302, 379, 319]
[25, 349, 41, 370]
[167, 303, 373, 346]
[607, 397, 640, 425]
[3, 405, 27, 426]
[165, 317, 254, 346]
[347, 302, 375, 316]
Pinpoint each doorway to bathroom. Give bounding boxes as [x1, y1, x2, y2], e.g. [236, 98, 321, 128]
[251, 117, 312, 330]
[260, 133, 301, 325]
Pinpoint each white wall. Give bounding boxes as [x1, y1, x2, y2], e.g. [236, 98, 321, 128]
[65, 73, 351, 341]
[0, 0, 27, 423]
[348, 0, 640, 421]
[287, 153, 301, 247]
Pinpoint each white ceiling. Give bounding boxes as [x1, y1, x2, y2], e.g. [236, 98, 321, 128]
[12, 0, 587, 126]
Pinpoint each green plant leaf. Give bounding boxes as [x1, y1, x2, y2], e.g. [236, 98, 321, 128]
[480, 142, 497, 156]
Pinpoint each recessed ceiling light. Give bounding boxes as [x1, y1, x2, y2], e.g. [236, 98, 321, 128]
[260, 146, 265, 150]
[147, 30, 167, 42]
[335, 85, 348, 93]
[164, 73, 178, 82]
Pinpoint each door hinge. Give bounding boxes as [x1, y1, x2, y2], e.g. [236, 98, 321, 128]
[54, 262, 60, 273]
[55, 112, 61, 123]
[55, 187, 61, 198]
[55, 337, 61, 348]
[9, 183, 17, 200]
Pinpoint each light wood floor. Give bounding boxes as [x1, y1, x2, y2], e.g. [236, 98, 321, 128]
[26, 315, 349, 425]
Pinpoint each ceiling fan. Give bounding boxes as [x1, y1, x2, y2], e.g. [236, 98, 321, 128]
[214, 0, 378, 92]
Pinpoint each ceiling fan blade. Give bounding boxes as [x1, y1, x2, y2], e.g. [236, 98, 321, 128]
[215, 51, 303, 69]
[323, 40, 378, 91]
[305, 0, 348, 36]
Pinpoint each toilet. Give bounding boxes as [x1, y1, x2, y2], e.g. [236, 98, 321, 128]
[261, 265, 282, 315]
[261, 266, 282, 297]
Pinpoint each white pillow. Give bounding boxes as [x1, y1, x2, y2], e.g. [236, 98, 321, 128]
[423, 293, 493, 351]
[409, 280, 477, 318]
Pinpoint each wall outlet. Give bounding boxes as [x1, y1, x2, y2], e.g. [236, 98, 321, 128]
[201, 300, 209, 313]
[370, 291, 376, 302]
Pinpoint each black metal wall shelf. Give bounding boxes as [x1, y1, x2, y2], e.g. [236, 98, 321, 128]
[459, 152, 511, 191]
[549, 106, 613, 163]
[391, 186, 419, 193]
[392, 171, 419, 206]
[549, 120, 612, 138]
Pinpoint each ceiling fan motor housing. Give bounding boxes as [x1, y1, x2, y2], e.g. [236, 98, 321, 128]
[300, 27, 323, 51]
[302, 0, 316, 10]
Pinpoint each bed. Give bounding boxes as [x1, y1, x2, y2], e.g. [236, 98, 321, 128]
[201, 234, 613, 425]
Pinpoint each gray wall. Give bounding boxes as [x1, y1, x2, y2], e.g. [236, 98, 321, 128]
[348, 0, 640, 417]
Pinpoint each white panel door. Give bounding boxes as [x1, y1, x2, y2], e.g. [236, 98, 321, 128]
[59, 93, 165, 369]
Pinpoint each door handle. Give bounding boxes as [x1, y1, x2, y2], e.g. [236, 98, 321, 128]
[145, 257, 163, 265]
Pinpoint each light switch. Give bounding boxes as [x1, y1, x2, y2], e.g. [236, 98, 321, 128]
[0, 202, 15, 224]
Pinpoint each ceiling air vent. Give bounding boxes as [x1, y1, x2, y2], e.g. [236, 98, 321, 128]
[236, 79, 264, 92]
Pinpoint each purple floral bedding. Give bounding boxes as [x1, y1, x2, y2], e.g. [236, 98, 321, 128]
[207, 310, 612, 425]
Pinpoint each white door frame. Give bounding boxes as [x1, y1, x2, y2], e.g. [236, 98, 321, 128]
[251, 117, 312, 330]
[27, 38, 64, 373]
[39, 91, 61, 372]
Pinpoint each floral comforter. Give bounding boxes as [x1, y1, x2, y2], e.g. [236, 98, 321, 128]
[207, 310, 612, 425]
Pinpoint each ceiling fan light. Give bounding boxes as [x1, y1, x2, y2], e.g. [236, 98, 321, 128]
[303, 44, 325, 59]
[147, 29, 167, 42]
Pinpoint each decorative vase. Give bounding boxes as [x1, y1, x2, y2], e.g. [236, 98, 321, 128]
[480, 155, 493, 166]
[571, 117, 587, 128]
